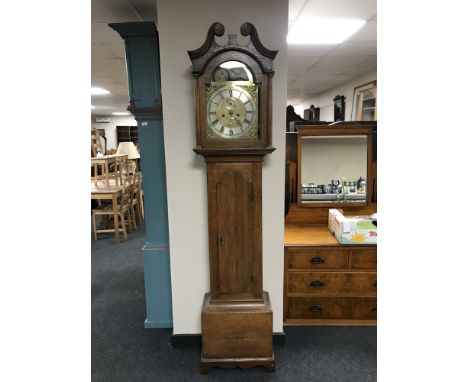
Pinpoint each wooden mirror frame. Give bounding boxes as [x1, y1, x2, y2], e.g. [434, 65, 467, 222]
[297, 124, 374, 208]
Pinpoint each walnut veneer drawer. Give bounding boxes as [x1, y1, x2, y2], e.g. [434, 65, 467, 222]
[350, 248, 377, 269]
[287, 248, 348, 269]
[288, 272, 377, 296]
[287, 297, 377, 320]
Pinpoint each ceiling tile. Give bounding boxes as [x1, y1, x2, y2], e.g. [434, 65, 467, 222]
[288, 44, 337, 56]
[92, 0, 144, 23]
[287, 56, 322, 70]
[328, 41, 377, 56]
[130, 0, 157, 21]
[340, 65, 376, 76]
[316, 54, 373, 67]
[347, 20, 377, 42]
[361, 55, 377, 66]
[92, 23, 124, 44]
[92, 0, 377, 115]
[301, 0, 377, 20]
[289, 0, 308, 21]
[92, 58, 127, 71]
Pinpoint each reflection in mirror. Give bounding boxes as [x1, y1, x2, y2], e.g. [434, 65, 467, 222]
[301, 135, 367, 203]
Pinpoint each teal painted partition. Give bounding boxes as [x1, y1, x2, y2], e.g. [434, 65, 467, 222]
[109, 22, 172, 328]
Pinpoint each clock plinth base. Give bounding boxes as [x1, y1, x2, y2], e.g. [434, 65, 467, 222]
[200, 291, 275, 373]
[200, 355, 275, 374]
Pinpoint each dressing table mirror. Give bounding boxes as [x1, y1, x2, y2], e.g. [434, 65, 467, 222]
[297, 124, 374, 208]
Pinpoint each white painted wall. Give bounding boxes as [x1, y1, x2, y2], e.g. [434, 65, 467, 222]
[157, 0, 288, 334]
[90, 115, 137, 150]
[294, 70, 377, 121]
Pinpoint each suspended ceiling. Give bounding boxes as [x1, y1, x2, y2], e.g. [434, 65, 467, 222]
[91, 0, 376, 115]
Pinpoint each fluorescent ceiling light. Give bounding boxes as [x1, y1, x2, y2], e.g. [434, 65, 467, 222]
[287, 18, 366, 44]
[112, 112, 130, 116]
[91, 87, 110, 95]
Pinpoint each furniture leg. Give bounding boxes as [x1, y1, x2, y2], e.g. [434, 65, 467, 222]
[119, 197, 127, 239]
[120, 210, 128, 239]
[130, 207, 136, 230]
[112, 194, 120, 243]
[92, 213, 97, 241]
[104, 162, 110, 186]
[127, 207, 133, 233]
[138, 186, 144, 220]
[93, 164, 98, 186]
[130, 202, 137, 229]
[134, 201, 141, 224]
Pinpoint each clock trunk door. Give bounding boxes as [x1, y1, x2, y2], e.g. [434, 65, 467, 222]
[207, 162, 262, 301]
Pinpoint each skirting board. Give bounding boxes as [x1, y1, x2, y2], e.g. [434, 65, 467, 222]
[171, 332, 285, 348]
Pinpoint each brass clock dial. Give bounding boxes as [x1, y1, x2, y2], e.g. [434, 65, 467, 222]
[206, 84, 257, 140]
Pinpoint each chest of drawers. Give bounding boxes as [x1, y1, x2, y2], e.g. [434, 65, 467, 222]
[284, 227, 377, 326]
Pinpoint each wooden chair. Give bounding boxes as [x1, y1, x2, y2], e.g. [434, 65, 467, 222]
[135, 172, 144, 221]
[129, 172, 143, 226]
[92, 174, 135, 241]
[91, 128, 104, 156]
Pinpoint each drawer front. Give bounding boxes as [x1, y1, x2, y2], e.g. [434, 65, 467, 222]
[350, 248, 377, 269]
[287, 297, 377, 320]
[288, 248, 348, 269]
[288, 272, 377, 296]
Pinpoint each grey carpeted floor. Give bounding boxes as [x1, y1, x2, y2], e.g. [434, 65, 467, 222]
[92, 224, 377, 381]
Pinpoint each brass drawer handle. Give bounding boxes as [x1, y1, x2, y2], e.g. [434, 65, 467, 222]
[310, 256, 325, 264]
[310, 280, 324, 287]
[309, 305, 322, 313]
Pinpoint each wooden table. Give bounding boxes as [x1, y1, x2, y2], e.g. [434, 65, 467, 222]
[91, 181, 123, 243]
[92, 174, 144, 222]
[91, 154, 128, 186]
[285, 225, 341, 247]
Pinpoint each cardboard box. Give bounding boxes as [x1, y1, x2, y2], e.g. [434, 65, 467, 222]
[328, 209, 377, 245]
[328, 209, 342, 233]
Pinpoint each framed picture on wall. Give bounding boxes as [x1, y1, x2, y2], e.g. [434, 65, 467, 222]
[351, 81, 377, 121]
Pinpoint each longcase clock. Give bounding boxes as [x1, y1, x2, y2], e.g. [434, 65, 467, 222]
[188, 22, 277, 373]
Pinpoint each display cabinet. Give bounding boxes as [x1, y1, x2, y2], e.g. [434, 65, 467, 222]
[116, 125, 139, 146]
[297, 124, 374, 208]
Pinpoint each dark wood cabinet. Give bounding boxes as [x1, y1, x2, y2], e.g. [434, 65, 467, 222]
[116, 125, 139, 145]
[284, 204, 377, 326]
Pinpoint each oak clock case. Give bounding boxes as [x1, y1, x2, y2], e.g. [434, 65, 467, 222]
[188, 22, 277, 373]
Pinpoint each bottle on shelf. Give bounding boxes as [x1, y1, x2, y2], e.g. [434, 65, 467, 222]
[341, 177, 347, 201]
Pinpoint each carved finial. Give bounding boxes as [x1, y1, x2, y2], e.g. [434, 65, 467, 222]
[227, 34, 237, 45]
[240, 22, 277, 59]
[188, 22, 278, 75]
[212, 22, 224, 36]
[188, 22, 225, 61]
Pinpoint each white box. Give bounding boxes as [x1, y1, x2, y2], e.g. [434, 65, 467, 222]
[328, 209, 377, 245]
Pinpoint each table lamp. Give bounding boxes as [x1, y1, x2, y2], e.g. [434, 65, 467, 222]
[116, 141, 140, 173]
